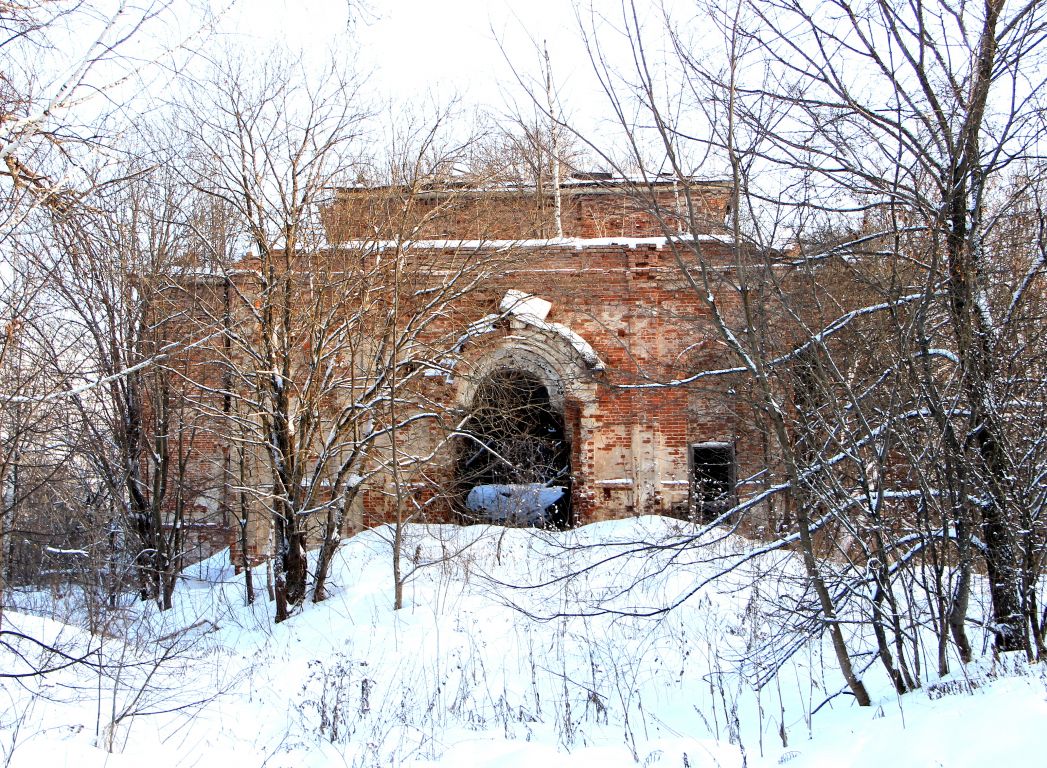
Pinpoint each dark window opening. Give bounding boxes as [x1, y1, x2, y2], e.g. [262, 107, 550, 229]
[456, 369, 571, 528]
[690, 443, 736, 521]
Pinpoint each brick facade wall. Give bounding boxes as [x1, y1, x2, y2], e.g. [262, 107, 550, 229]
[322, 180, 731, 241]
[167, 179, 779, 563]
[394, 237, 763, 525]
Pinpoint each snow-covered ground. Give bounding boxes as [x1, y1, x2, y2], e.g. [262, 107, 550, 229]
[2, 517, 1044, 767]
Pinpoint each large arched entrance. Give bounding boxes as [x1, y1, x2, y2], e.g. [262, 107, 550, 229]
[456, 368, 571, 528]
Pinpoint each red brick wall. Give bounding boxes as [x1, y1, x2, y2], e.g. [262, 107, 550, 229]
[376, 236, 762, 525]
[167, 181, 771, 559]
[323, 182, 732, 241]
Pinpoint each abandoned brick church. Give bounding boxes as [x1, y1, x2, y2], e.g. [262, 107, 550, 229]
[333, 176, 765, 526]
[176, 173, 775, 559]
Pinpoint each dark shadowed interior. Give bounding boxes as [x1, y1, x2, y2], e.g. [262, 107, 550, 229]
[456, 369, 571, 527]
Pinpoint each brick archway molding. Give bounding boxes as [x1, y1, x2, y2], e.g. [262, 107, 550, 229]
[454, 307, 604, 524]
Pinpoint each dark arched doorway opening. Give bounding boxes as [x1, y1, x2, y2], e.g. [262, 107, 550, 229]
[456, 369, 571, 528]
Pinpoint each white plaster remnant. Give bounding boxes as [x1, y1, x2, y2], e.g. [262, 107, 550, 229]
[500, 289, 552, 322]
[194, 492, 220, 514]
[498, 290, 605, 371]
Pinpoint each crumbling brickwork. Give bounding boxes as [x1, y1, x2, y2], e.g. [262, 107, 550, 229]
[170, 176, 774, 563]
[321, 178, 765, 528]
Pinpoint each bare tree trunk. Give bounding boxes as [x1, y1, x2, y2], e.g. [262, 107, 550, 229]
[544, 43, 563, 240]
[942, 0, 1023, 653]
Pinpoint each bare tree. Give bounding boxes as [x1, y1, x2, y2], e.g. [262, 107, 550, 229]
[523, 0, 1047, 704]
[181, 61, 510, 619]
[1, 1, 219, 231]
[726, 0, 1047, 657]
[0, 1, 238, 622]
[0, 276, 86, 614]
[38, 157, 211, 611]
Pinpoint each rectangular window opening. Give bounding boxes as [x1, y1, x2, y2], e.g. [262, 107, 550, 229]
[690, 442, 736, 521]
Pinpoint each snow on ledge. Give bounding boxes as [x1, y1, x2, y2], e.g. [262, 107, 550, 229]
[331, 233, 730, 252]
[496, 289, 605, 371]
[518, 316, 605, 371]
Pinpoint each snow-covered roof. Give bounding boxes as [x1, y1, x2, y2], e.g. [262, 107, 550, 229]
[331, 173, 731, 196]
[330, 233, 732, 253]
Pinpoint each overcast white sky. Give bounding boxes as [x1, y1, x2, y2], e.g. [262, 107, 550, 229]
[218, 0, 596, 110]
[202, 0, 697, 174]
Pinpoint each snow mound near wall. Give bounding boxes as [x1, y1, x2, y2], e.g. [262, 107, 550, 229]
[1, 517, 1044, 768]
